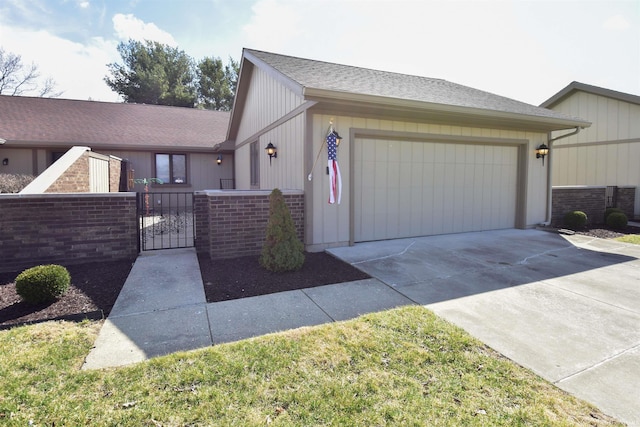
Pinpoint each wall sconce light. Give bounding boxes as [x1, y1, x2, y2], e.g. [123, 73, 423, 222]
[265, 142, 277, 165]
[2, 158, 8, 166]
[536, 144, 549, 166]
[216, 155, 222, 165]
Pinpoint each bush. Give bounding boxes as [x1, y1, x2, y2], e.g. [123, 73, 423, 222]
[563, 211, 587, 230]
[260, 188, 305, 272]
[606, 212, 628, 230]
[0, 173, 35, 193]
[15, 264, 71, 304]
[604, 207, 624, 222]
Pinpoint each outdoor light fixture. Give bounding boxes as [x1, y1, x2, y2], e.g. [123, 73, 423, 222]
[2, 158, 8, 166]
[216, 155, 222, 165]
[265, 142, 277, 165]
[536, 144, 549, 166]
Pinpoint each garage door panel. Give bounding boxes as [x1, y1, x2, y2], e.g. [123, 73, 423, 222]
[354, 139, 517, 242]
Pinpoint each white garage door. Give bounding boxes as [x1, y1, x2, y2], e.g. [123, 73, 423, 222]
[354, 138, 518, 242]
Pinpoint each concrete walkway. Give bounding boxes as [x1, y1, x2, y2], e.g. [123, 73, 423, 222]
[83, 229, 640, 426]
[82, 248, 412, 370]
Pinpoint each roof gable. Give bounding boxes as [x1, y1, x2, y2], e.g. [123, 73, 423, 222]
[241, 49, 589, 131]
[540, 81, 640, 109]
[0, 95, 230, 151]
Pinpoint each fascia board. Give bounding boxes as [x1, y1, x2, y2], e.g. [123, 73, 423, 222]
[304, 88, 591, 131]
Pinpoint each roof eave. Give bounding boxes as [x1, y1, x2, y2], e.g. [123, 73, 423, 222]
[541, 81, 640, 108]
[304, 88, 591, 132]
[2, 139, 222, 152]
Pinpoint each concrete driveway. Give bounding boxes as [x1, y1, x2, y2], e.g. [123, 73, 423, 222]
[328, 229, 640, 426]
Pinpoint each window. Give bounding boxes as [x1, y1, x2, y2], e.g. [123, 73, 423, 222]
[250, 141, 259, 188]
[155, 153, 187, 184]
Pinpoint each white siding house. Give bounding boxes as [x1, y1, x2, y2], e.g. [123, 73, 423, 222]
[228, 49, 590, 251]
[541, 82, 640, 218]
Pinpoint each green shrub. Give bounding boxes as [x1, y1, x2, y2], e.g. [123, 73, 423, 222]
[563, 211, 587, 230]
[260, 189, 305, 272]
[606, 212, 628, 230]
[15, 264, 71, 304]
[604, 207, 624, 222]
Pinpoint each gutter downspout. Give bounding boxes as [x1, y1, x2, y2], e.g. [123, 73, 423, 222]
[543, 126, 582, 225]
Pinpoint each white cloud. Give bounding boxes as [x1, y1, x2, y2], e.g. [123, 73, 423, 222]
[0, 22, 121, 101]
[112, 13, 177, 46]
[242, 0, 303, 51]
[603, 14, 630, 30]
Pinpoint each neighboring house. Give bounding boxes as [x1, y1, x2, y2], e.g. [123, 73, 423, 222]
[228, 49, 590, 251]
[0, 95, 233, 192]
[540, 82, 640, 219]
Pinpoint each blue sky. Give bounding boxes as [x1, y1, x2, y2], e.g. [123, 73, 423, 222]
[1, 0, 638, 105]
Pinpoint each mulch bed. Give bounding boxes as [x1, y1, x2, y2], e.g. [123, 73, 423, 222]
[199, 252, 371, 303]
[2, 225, 636, 328]
[0, 251, 369, 328]
[0, 259, 135, 329]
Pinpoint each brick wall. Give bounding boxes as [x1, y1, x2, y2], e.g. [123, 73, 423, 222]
[109, 156, 122, 192]
[42, 151, 123, 193]
[617, 187, 636, 220]
[552, 186, 636, 226]
[195, 190, 304, 259]
[46, 152, 90, 193]
[0, 193, 138, 273]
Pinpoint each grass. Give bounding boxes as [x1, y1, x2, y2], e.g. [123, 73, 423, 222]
[0, 306, 622, 426]
[615, 234, 640, 245]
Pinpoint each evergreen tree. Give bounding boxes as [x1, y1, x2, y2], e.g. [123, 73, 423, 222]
[260, 189, 305, 272]
[105, 40, 197, 107]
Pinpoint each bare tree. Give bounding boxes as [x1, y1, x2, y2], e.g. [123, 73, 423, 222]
[0, 47, 62, 97]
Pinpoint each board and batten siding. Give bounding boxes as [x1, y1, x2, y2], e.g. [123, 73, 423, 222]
[235, 65, 306, 145]
[549, 91, 640, 215]
[234, 63, 307, 191]
[306, 113, 549, 250]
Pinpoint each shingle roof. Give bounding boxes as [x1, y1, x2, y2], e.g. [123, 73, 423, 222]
[245, 49, 588, 126]
[540, 81, 640, 108]
[0, 95, 230, 151]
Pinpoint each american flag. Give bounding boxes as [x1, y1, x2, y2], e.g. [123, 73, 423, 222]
[327, 131, 341, 204]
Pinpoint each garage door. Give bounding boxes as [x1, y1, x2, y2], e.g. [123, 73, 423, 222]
[354, 138, 518, 242]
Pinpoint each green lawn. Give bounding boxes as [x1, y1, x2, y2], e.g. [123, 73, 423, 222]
[0, 306, 622, 426]
[615, 234, 640, 245]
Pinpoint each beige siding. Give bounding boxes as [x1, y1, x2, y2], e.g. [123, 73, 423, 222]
[236, 66, 305, 145]
[97, 150, 228, 192]
[89, 156, 110, 192]
[549, 92, 640, 215]
[551, 92, 640, 146]
[232, 65, 307, 191]
[0, 148, 34, 175]
[306, 113, 549, 250]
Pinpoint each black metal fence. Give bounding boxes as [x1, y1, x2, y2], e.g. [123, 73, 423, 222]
[137, 192, 194, 251]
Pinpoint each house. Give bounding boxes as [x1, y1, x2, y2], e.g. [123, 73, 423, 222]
[227, 49, 590, 251]
[0, 95, 233, 192]
[540, 82, 640, 219]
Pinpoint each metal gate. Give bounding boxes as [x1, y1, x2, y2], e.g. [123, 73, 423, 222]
[137, 192, 195, 251]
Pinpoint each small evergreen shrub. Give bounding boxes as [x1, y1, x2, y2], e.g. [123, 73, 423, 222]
[260, 188, 305, 272]
[563, 210, 587, 230]
[604, 207, 624, 222]
[15, 264, 71, 304]
[606, 212, 628, 230]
